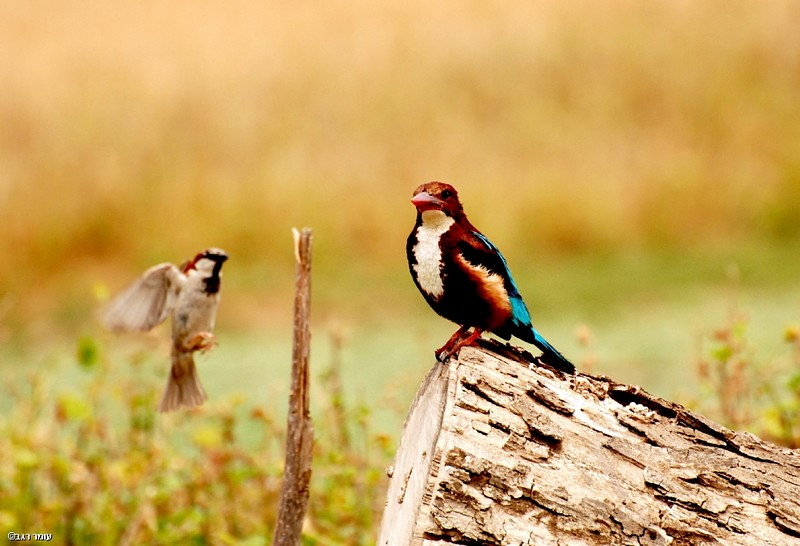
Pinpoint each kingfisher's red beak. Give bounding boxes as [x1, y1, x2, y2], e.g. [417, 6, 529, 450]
[411, 191, 445, 211]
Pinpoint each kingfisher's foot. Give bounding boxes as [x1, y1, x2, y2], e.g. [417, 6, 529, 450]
[448, 329, 483, 359]
[435, 326, 468, 362]
[434, 346, 451, 362]
[435, 327, 483, 362]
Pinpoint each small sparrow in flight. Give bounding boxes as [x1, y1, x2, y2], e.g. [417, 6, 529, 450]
[407, 182, 574, 373]
[102, 248, 229, 411]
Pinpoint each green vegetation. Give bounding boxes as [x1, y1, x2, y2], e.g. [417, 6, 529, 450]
[692, 306, 800, 448]
[0, 337, 392, 545]
[1, 1, 799, 542]
[2, 312, 799, 543]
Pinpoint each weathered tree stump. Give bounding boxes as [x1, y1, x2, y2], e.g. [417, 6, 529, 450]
[378, 339, 800, 545]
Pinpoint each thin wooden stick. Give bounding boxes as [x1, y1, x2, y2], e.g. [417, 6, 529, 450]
[272, 227, 314, 546]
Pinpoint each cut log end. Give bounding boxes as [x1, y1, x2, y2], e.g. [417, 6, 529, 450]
[379, 341, 800, 546]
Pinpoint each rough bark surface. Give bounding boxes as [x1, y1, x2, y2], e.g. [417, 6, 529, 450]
[378, 340, 800, 546]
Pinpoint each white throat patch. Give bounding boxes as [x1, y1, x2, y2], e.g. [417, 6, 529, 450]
[412, 210, 454, 300]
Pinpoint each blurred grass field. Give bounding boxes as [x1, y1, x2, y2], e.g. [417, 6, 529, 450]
[2, 0, 800, 542]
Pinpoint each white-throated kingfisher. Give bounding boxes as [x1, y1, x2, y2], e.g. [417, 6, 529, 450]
[406, 181, 574, 373]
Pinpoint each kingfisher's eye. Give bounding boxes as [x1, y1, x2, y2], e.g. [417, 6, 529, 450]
[441, 189, 452, 199]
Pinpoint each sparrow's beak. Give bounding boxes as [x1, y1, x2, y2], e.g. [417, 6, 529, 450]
[411, 191, 445, 211]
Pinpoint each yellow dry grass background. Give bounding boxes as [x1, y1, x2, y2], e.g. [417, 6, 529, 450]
[1, 0, 799, 348]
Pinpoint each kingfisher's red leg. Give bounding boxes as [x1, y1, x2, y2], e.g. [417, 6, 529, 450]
[448, 328, 483, 358]
[435, 326, 470, 361]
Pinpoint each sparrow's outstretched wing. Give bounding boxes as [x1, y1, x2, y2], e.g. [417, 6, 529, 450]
[102, 263, 183, 333]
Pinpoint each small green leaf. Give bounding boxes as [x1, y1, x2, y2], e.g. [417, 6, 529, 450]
[787, 372, 800, 392]
[76, 335, 101, 370]
[57, 392, 93, 422]
[15, 448, 39, 469]
[711, 345, 733, 362]
[192, 425, 222, 448]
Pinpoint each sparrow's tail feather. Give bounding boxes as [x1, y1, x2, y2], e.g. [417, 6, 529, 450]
[158, 352, 207, 412]
[531, 330, 576, 374]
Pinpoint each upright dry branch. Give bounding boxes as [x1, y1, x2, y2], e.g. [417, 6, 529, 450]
[379, 339, 800, 546]
[272, 228, 314, 546]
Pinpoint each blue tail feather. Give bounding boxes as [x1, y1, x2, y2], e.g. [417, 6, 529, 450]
[531, 329, 575, 374]
[507, 295, 574, 373]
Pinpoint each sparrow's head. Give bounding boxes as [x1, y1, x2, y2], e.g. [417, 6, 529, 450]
[184, 248, 229, 274]
[411, 182, 464, 219]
